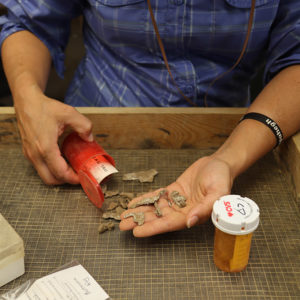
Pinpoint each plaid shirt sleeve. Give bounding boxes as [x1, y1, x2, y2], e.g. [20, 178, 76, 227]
[264, 0, 300, 84]
[0, 0, 83, 77]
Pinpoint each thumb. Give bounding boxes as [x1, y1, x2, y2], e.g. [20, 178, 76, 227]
[186, 193, 223, 228]
[64, 107, 94, 142]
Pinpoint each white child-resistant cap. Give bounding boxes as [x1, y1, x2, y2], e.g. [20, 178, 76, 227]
[211, 195, 260, 235]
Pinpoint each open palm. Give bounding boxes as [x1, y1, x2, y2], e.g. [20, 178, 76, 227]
[119, 155, 233, 237]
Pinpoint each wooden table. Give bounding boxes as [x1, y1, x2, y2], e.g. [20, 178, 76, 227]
[0, 107, 299, 299]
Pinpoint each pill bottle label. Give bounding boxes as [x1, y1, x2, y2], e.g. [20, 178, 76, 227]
[85, 156, 118, 184]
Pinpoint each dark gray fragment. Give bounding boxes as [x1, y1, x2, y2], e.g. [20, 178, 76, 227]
[105, 190, 119, 198]
[107, 201, 119, 211]
[102, 211, 121, 221]
[98, 221, 115, 234]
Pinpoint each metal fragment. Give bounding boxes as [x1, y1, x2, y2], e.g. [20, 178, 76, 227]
[118, 198, 128, 209]
[123, 212, 145, 226]
[129, 194, 160, 209]
[170, 191, 187, 208]
[98, 221, 115, 234]
[158, 189, 168, 198]
[105, 190, 119, 198]
[122, 169, 158, 183]
[120, 192, 135, 200]
[107, 201, 119, 211]
[102, 211, 121, 221]
[115, 206, 125, 216]
[128, 189, 167, 216]
[154, 201, 162, 217]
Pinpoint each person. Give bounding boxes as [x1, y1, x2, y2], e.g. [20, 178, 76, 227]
[0, 0, 299, 237]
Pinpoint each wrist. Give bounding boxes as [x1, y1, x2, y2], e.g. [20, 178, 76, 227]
[212, 118, 276, 179]
[12, 72, 44, 107]
[212, 144, 246, 181]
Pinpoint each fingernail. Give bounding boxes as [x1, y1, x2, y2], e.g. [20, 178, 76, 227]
[87, 133, 94, 142]
[187, 216, 199, 228]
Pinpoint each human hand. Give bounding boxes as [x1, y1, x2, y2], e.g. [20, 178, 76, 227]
[14, 90, 93, 185]
[119, 155, 233, 237]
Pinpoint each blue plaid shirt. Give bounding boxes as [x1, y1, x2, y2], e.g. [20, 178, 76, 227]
[0, 0, 300, 107]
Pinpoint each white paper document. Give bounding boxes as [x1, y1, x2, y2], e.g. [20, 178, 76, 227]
[18, 265, 110, 300]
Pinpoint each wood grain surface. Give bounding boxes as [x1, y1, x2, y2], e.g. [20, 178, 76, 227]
[0, 107, 246, 148]
[0, 107, 299, 204]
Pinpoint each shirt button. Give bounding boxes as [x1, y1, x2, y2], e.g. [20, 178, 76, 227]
[171, 0, 184, 6]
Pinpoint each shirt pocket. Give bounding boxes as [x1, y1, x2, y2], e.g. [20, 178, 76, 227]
[94, 0, 144, 6]
[220, 0, 277, 71]
[225, 0, 274, 8]
[87, 0, 149, 61]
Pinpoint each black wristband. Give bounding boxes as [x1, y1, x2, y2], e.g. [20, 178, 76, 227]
[239, 112, 283, 148]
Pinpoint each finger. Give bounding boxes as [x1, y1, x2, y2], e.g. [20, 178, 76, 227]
[23, 144, 63, 185]
[62, 107, 93, 142]
[31, 156, 65, 185]
[30, 133, 78, 185]
[133, 213, 186, 237]
[120, 197, 174, 231]
[42, 144, 79, 184]
[186, 193, 223, 228]
[37, 166, 65, 185]
[120, 205, 157, 218]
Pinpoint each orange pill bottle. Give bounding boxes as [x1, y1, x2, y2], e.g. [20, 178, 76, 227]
[211, 195, 260, 272]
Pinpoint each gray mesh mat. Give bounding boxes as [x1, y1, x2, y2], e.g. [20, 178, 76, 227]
[0, 148, 299, 299]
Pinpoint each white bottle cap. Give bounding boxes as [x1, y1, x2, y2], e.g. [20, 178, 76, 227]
[211, 195, 260, 235]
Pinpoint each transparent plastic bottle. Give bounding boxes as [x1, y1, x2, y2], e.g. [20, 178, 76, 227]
[211, 195, 260, 272]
